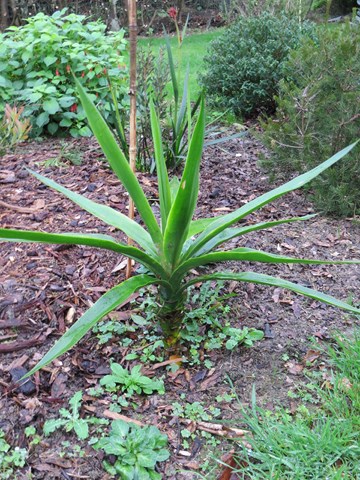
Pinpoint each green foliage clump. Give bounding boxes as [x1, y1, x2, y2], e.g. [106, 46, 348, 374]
[100, 363, 165, 396]
[200, 13, 315, 118]
[93, 420, 169, 480]
[0, 430, 27, 480]
[0, 9, 128, 137]
[260, 24, 360, 217]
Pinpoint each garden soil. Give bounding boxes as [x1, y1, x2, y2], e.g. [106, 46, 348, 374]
[0, 131, 359, 479]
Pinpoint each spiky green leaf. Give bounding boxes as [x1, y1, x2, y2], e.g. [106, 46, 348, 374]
[184, 271, 360, 316]
[150, 100, 171, 231]
[174, 247, 360, 278]
[28, 169, 156, 256]
[24, 275, 159, 377]
[74, 76, 162, 246]
[163, 97, 205, 267]
[184, 141, 359, 259]
[0, 229, 166, 276]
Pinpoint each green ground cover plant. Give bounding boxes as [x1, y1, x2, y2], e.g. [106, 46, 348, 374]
[0, 430, 27, 480]
[1, 78, 360, 378]
[100, 363, 165, 396]
[200, 13, 315, 117]
[92, 420, 170, 480]
[0, 9, 128, 137]
[92, 281, 263, 370]
[228, 331, 360, 479]
[260, 23, 360, 216]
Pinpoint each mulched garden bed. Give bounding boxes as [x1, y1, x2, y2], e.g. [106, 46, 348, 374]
[0, 131, 359, 479]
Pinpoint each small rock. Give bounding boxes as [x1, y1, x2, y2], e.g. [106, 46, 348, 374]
[26, 262, 37, 270]
[49, 284, 65, 292]
[65, 265, 76, 275]
[209, 188, 221, 199]
[87, 183, 97, 192]
[264, 323, 275, 339]
[17, 170, 29, 179]
[26, 250, 39, 257]
[31, 211, 48, 222]
[9, 367, 36, 395]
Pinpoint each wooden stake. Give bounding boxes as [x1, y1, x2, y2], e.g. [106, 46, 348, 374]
[126, 0, 137, 280]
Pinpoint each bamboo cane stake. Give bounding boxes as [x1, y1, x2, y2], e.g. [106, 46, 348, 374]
[126, 0, 137, 279]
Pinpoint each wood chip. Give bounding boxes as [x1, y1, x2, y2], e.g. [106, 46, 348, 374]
[84, 405, 144, 426]
[181, 418, 248, 439]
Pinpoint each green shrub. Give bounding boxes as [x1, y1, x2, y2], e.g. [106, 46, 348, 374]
[0, 9, 128, 137]
[260, 24, 360, 217]
[199, 13, 315, 118]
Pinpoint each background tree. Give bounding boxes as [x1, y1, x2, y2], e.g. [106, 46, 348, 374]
[0, 0, 9, 30]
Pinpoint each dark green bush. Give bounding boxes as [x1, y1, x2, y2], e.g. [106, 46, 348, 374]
[260, 24, 360, 217]
[0, 9, 128, 137]
[199, 13, 315, 118]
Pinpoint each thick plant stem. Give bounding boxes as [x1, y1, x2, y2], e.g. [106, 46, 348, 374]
[157, 293, 186, 353]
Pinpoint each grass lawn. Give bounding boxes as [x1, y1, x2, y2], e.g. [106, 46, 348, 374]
[136, 29, 224, 100]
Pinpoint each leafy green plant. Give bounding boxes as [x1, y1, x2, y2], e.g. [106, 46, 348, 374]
[93, 316, 138, 345]
[92, 419, 170, 479]
[200, 13, 315, 117]
[43, 391, 108, 440]
[172, 401, 221, 422]
[260, 23, 360, 216]
[180, 282, 264, 360]
[0, 430, 27, 480]
[59, 441, 86, 459]
[38, 141, 83, 168]
[1, 77, 360, 379]
[224, 327, 264, 350]
[99, 363, 165, 396]
[24, 426, 41, 447]
[163, 36, 202, 168]
[0, 9, 128, 137]
[0, 104, 31, 155]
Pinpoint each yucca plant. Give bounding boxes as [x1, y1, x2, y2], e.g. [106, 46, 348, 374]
[1, 79, 359, 378]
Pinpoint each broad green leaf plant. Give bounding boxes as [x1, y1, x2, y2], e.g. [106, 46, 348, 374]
[1, 78, 359, 378]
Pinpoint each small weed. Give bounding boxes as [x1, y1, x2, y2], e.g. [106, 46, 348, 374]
[0, 429, 27, 480]
[24, 426, 41, 447]
[43, 391, 108, 440]
[172, 401, 221, 422]
[59, 441, 86, 459]
[93, 318, 137, 345]
[39, 142, 83, 168]
[94, 282, 263, 368]
[215, 392, 236, 404]
[100, 363, 165, 396]
[92, 419, 169, 479]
